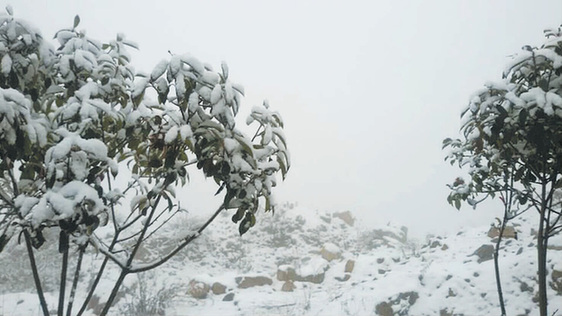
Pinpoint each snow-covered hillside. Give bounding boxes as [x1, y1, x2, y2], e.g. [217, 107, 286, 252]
[2, 204, 562, 315]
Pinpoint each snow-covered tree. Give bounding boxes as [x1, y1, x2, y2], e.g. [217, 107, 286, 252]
[444, 25, 562, 316]
[0, 7, 289, 316]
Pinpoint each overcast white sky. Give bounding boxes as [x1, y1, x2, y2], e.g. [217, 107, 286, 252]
[9, 1, 562, 237]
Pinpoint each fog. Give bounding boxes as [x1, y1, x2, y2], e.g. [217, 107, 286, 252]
[11, 0, 562, 237]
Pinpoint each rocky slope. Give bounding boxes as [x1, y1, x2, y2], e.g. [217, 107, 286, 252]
[1, 204, 562, 315]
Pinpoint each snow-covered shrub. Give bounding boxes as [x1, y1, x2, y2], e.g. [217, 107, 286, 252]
[119, 272, 182, 316]
[0, 6, 290, 316]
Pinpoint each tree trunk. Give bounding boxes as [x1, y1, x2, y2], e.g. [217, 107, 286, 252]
[24, 231, 50, 316]
[99, 271, 127, 316]
[58, 247, 69, 316]
[494, 217, 507, 316]
[67, 245, 85, 316]
[537, 184, 548, 316]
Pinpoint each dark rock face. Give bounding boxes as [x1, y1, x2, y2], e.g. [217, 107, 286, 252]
[473, 244, 494, 263]
[223, 292, 235, 302]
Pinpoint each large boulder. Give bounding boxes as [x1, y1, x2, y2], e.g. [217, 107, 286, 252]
[187, 280, 210, 299]
[236, 276, 273, 289]
[296, 257, 329, 284]
[211, 282, 226, 295]
[277, 265, 297, 281]
[277, 259, 329, 284]
[321, 242, 342, 262]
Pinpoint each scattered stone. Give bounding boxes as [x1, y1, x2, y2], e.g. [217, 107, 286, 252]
[86, 293, 125, 315]
[377, 258, 385, 264]
[345, 259, 355, 273]
[488, 226, 518, 239]
[223, 292, 235, 302]
[441, 244, 449, 251]
[375, 292, 418, 315]
[397, 291, 419, 305]
[235, 276, 273, 289]
[551, 269, 562, 294]
[188, 280, 210, 299]
[447, 288, 456, 297]
[211, 282, 226, 295]
[378, 269, 386, 275]
[375, 301, 393, 316]
[281, 280, 296, 292]
[321, 242, 342, 262]
[86, 295, 104, 316]
[299, 272, 325, 284]
[335, 273, 351, 282]
[473, 244, 494, 263]
[333, 211, 355, 226]
[430, 240, 441, 248]
[520, 281, 533, 293]
[440, 309, 453, 316]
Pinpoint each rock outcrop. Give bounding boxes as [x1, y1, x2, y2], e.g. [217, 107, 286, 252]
[235, 276, 273, 289]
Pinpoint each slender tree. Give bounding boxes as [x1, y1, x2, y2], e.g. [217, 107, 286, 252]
[0, 7, 290, 316]
[444, 25, 562, 316]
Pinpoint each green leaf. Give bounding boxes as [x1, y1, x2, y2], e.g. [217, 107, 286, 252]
[454, 199, 461, 210]
[247, 212, 256, 227]
[539, 78, 549, 92]
[239, 217, 251, 236]
[231, 208, 245, 223]
[31, 230, 45, 249]
[277, 156, 287, 180]
[234, 134, 254, 157]
[0, 234, 10, 253]
[518, 108, 527, 126]
[73, 15, 81, 29]
[265, 196, 271, 212]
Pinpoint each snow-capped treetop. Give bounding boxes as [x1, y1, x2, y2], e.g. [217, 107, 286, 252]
[444, 24, 562, 209]
[0, 7, 290, 253]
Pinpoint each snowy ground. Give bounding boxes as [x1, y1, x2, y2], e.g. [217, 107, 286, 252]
[1, 204, 562, 315]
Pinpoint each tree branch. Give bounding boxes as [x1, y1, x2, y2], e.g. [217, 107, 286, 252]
[130, 203, 224, 273]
